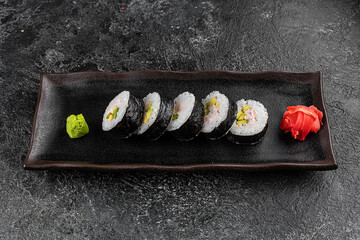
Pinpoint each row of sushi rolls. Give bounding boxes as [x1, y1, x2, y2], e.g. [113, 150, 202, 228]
[101, 91, 268, 144]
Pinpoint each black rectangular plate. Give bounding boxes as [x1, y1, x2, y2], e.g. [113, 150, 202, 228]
[24, 71, 337, 171]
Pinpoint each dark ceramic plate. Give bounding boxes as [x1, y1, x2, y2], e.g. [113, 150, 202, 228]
[24, 71, 337, 172]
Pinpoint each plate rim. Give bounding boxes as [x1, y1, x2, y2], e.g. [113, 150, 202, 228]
[24, 70, 338, 172]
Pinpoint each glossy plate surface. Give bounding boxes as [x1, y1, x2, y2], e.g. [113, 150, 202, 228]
[24, 71, 337, 171]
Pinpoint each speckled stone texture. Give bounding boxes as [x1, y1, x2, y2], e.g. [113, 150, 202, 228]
[1, 0, 359, 239]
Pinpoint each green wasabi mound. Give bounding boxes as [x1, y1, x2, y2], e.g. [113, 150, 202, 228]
[66, 114, 89, 139]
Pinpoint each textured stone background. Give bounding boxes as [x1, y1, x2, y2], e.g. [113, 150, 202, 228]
[1, 0, 360, 239]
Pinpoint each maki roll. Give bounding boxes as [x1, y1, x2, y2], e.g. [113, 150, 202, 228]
[166, 92, 204, 141]
[136, 92, 174, 140]
[102, 91, 144, 138]
[227, 99, 268, 145]
[201, 91, 237, 140]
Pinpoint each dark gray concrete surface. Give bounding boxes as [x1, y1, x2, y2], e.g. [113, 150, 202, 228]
[1, 0, 360, 239]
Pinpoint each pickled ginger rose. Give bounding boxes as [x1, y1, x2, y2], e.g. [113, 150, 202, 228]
[280, 105, 323, 141]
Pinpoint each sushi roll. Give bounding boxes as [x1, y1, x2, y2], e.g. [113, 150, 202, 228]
[227, 99, 268, 145]
[102, 91, 144, 138]
[166, 92, 204, 141]
[201, 91, 237, 140]
[136, 92, 174, 140]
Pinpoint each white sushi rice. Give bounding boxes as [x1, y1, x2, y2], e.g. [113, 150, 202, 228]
[201, 91, 230, 133]
[102, 91, 130, 131]
[166, 92, 195, 131]
[136, 92, 161, 135]
[229, 99, 268, 136]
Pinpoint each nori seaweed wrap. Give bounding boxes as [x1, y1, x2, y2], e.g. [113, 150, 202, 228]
[102, 91, 144, 138]
[166, 92, 205, 141]
[201, 91, 238, 140]
[227, 99, 268, 145]
[136, 92, 174, 140]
